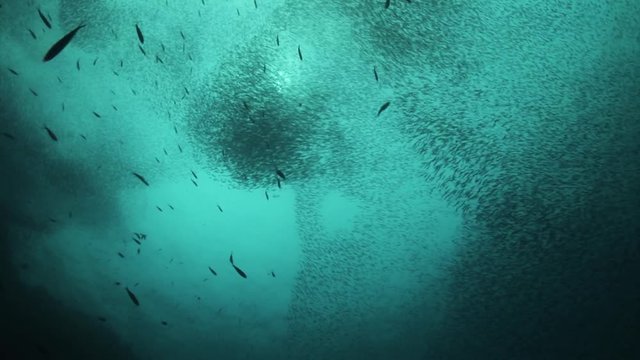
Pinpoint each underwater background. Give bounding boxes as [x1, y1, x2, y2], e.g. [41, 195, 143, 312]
[1, 0, 638, 359]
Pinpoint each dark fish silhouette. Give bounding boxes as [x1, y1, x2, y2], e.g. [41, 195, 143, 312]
[44, 126, 58, 141]
[168, 204, 174, 210]
[92, 111, 101, 118]
[297, 45, 303, 61]
[191, 179, 198, 187]
[133, 238, 141, 245]
[385, 0, 391, 9]
[28, 28, 37, 39]
[265, 190, 269, 200]
[217, 205, 223, 213]
[7, 68, 19, 76]
[118, 252, 125, 258]
[138, 44, 146, 56]
[132, 172, 150, 186]
[208, 266, 217, 276]
[271, 271, 276, 277]
[277, 178, 281, 189]
[377, 101, 390, 117]
[76, 59, 80, 71]
[135, 24, 144, 44]
[155, 55, 164, 64]
[38, 9, 52, 29]
[180, 30, 185, 40]
[125, 287, 140, 306]
[276, 169, 286, 180]
[29, 88, 38, 96]
[156, 206, 163, 212]
[191, 170, 198, 179]
[229, 253, 247, 278]
[161, 321, 168, 326]
[254, 0, 258, 8]
[43, 24, 85, 62]
[98, 316, 107, 322]
[2, 132, 16, 140]
[276, 34, 280, 46]
[93, 57, 98, 65]
[373, 66, 379, 82]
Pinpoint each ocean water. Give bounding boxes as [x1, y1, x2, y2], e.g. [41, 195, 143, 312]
[1, 1, 638, 359]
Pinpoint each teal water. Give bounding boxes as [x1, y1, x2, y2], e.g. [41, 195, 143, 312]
[1, 1, 638, 359]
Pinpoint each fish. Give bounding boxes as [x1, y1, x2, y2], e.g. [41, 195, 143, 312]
[297, 45, 303, 61]
[28, 28, 37, 39]
[43, 24, 85, 62]
[120, 59, 124, 67]
[76, 59, 80, 70]
[191, 170, 198, 179]
[191, 179, 198, 187]
[373, 66, 379, 82]
[44, 126, 58, 141]
[265, 190, 269, 200]
[98, 316, 107, 322]
[138, 44, 147, 56]
[62, 102, 65, 111]
[155, 157, 160, 163]
[156, 206, 163, 212]
[133, 238, 141, 245]
[208, 266, 217, 276]
[7, 68, 19, 76]
[38, 9, 52, 29]
[161, 321, 168, 326]
[168, 204, 174, 210]
[180, 30, 185, 40]
[385, 0, 391, 9]
[57, 76, 63, 83]
[80, 134, 87, 140]
[178, 144, 183, 153]
[254, 0, 258, 8]
[135, 24, 144, 44]
[163, 148, 168, 155]
[276, 169, 286, 180]
[93, 57, 98, 65]
[125, 287, 140, 306]
[115, 282, 121, 286]
[276, 34, 279, 46]
[2, 132, 16, 140]
[271, 271, 276, 277]
[217, 205, 223, 213]
[112, 70, 120, 76]
[377, 101, 390, 117]
[118, 252, 125, 258]
[237, 8, 240, 16]
[277, 178, 281, 189]
[132, 172, 150, 186]
[29, 88, 38, 96]
[137, 248, 140, 254]
[155, 55, 164, 64]
[229, 252, 247, 278]
[112, 105, 118, 111]
[92, 111, 101, 118]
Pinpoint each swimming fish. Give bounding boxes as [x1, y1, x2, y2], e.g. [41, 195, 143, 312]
[43, 24, 85, 62]
[385, 0, 391, 9]
[254, 0, 258, 9]
[208, 266, 217, 276]
[217, 205, 223, 213]
[135, 24, 144, 44]
[93, 57, 98, 65]
[7, 68, 19, 76]
[44, 126, 58, 141]
[161, 321, 168, 326]
[276, 34, 280, 46]
[191, 179, 198, 187]
[76, 59, 80, 70]
[98, 316, 107, 322]
[277, 178, 281, 189]
[2, 132, 16, 140]
[191, 170, 198, 179]
[138, 44, 146, 56]
[373, 66, 379, 82]
[132, 172, 150, 186]
[168, 204, 174, 210]
[377, 101, 390, 117]
[92, 111, 101, 118]
[28, 28, 37, 39]
[297, 45, 303, 61]
[265, 190, 269, 200]
[125, 287, 140, 306]
[29, 88, 38, 96]
[229, 252, 247, 278]
[156, 206, 163, 212]
[118, 252, 125, 258]
[133, 238, 141, 245]
[38, 9, 52, 29]
[271, 271, 276, 277]
[276, 169, 286, 180]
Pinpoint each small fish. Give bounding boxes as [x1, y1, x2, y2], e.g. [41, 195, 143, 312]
[62, 102, 65, 111]
[155, 55, 164, 64]
[163, 148, 168, 155]
[276, 34, 279, 46]
[112, 70, 120, 76]
[7, 68, 19, 76]
[277, 177, 281, 189]
[132, 172, 150, 186]
[133, 238, 141, 245]
[184, 87, 189, 95]
[191, 179, 198, 187]
[38, 9, 52, 29]
[112, 105, 118, 111]
[48, 217, 57, 223]
[187, 53, 193, 61]
[265, 190, 269, 200]
[155, 157, 160, 163]
[180, 30, 185, 40]
[125, 287, 140, 306]
[76, 59, 80, 70]
[161, 321, 168, 326]
[43, 24, 85, 62]
[161, 43, 166, 52]
[217, 204, 223, 213]
[297, 45, 303, 61]
[138, 44, 147, 56]
[191, 170, 198, 179]
[98, 316, 107, 322]
[385, 0, 391, 9]
[178, 144, 183, 153]
[93, 57, 99, 65]
[208, 266, 217, 276]
[120, 59, 124, 67]
[2, 132, 16, 140]
[118, 252, 125, 258]
[57, 76, 63, 83]
[276, 169, 286, 180]
[174, 126, 178, 134]
[28, 28, 37, 39]
[44, 126, 58, 141]
[377, 101, 390, 117]
[115, 282, 121, 286]
[229, 252, 247, 278]
[156, 206, 163, 212]
[29, 88, 38, 96]
[237, 8, 240, 16]
[254, 0, 258, 9]
[135, 24, 144, 44]
[137, 248, 140, 254]
[92, 111, 101, 118]
[271, 271, 276, 277]
[168, 204, 174, 210]
[373, 66, 379, 82]
[80, 134, 87, 140]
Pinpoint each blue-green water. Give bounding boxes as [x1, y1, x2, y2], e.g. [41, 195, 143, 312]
[1, 1, 638, 359]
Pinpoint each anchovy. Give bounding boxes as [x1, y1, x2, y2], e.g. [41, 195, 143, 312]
[191, 170, 198, 179]
[168, 204, 174, 210]
[98, 316, 107, 322]
[276, 34, 279, 46]
[92, 111, 101, 118]
[28, 28, 37, 39]
[76, 59, 80, 71]
[377, 101, 390, 117]
[7, 68, 19, 76]
[265, 190, 269, 200]
[373, 66, 379, 82]
[208, 266, 217, 276]
[43, 24, 85, 62]
[135, 24, 144, 44]
[38, 9, 52, 29]
[156, 206, 163, 212]
[125, 287, 140, 306]
[118, 252, 125, 258]
[271, 271, 276, 277]
[217, 205, 223, 213]
[161, 321, 168, 326]
[2, 132, 16, 140]
[155, 55, 164, 64]
[385, 0, 391, 9]
[138, 44, 146, 56]
[191, 179, 198, 187]
[133, 238, 141, 245]
[29, 88, 38, 96]
[297, 45, 303, 61]
[277, 178, 281, 189]
[276, 169, 286, 180]
[44, 126, 58, 141]
[254, 0, 258, 9]
[132, 172, 150, 186]
[229, 253, 247, 278]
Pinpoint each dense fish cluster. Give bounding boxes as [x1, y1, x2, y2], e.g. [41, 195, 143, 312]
[0, 0, 638, 360]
